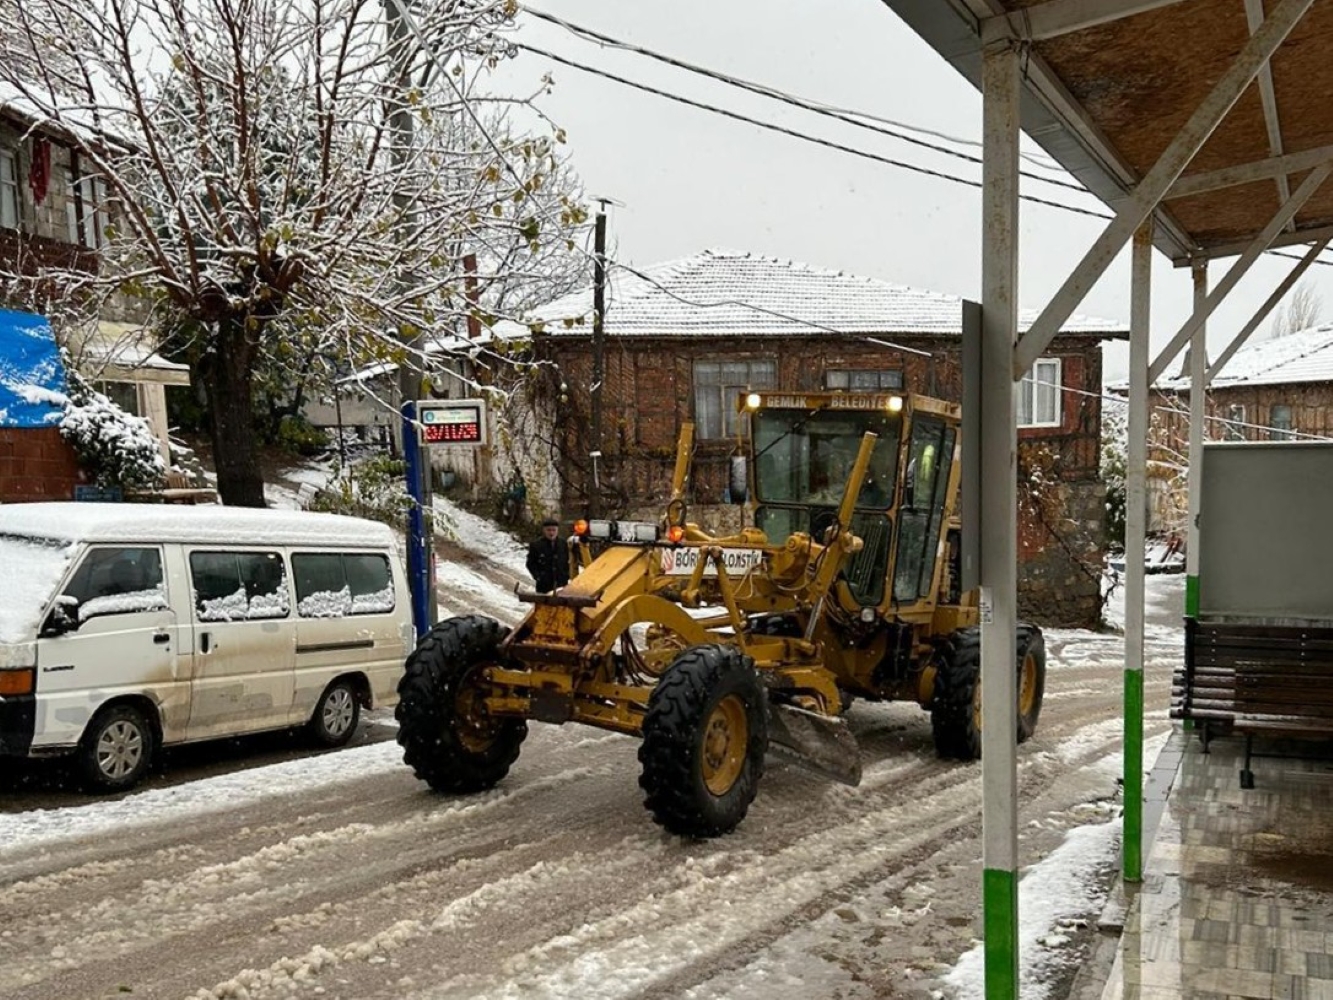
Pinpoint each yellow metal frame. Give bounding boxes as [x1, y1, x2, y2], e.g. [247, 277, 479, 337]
[484, 393, 977, 738]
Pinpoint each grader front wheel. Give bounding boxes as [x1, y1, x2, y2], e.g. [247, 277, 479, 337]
[638, 644, 769, 838]
[396, 615, 528, 793]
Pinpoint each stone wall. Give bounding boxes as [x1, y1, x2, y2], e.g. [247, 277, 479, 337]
[1017, 478, 1107, 628]
[0, 427, 80, 502]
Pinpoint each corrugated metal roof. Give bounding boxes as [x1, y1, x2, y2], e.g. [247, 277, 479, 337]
[1152, 325, 1333, 391]
[499, 249, 1126, 340]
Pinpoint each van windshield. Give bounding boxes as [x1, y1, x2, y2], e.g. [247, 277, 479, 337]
[0, 534, 77, 644]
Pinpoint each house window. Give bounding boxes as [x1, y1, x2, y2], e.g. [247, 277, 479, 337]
[693, 359, 776, 439]
[1268, 404, 1293, 441]
[826, 369, 904, 391]
[67, 171, 108, 247]
[1018, 358, 1061, 428]
[1224, 404, 1246, 441]
[0, 150, 19, 230]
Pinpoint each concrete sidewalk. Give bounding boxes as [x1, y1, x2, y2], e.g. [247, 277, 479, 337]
[1097, 728, 1333, 999]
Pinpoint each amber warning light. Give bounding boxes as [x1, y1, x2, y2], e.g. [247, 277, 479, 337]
[419, 399, 487, 448]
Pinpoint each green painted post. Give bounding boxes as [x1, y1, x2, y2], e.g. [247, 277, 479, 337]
[1123, 220, 1151, 884]
[1124, 669, 1144, 880]
[1185, 574, 1200, 618]
[984, 868, 1019, 997]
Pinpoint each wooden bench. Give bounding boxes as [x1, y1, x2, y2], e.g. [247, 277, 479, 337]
[1172, 618, 1333, 788]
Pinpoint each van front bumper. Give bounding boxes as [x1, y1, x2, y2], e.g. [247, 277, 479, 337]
[0, 694, 35, 755]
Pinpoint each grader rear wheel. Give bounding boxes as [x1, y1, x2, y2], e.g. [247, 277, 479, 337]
[638, 644, 769, 838]
[396, 615, 528, 793]
[930, 624, 1047, 760]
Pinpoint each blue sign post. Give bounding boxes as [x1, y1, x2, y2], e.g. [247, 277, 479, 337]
[401, 400, 430, 639]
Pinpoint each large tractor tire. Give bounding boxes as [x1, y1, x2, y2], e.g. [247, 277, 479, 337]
[396, 615, 527, 793]
[638, 644, 769, 838]
[930, 624, 1047, 760]
[1016, 625, 1046, 744]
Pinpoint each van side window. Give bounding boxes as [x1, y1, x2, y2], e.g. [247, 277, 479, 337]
[189, 551, 290, 621]
[64, 547, 167, 622]
[292, 553, 395, 617]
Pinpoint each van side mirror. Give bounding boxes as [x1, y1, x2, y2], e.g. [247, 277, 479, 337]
[728, 455, 748, 505]
[41, 596, 80, 637]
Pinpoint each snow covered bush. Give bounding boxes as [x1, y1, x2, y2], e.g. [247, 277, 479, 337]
[59, 367, 166, 491]
[308, 456, 413, 528]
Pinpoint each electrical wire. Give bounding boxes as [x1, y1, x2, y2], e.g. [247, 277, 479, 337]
[519, 4, 1076, 184]
[515, 37, 1333, 270]
[515, 42, 1117, 222]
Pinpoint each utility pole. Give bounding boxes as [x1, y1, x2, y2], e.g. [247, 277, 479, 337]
[386, 0, 433, 636]
[588, 202, 609, 518]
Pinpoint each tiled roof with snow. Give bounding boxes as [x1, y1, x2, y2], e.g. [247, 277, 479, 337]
[495, 249, 1126, 340]
[1152, 324, 1333, 391]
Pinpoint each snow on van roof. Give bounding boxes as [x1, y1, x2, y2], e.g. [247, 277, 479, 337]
[0, 503, 396, 549]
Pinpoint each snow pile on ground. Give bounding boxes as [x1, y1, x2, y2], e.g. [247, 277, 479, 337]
[0, 736, 407, 856]
[943, 728, 1171, 1000]
[264, 459, 335, 510]
[431, 496, 528, 577]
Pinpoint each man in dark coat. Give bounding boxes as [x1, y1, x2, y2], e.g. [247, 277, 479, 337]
[526, 517, 569, 593]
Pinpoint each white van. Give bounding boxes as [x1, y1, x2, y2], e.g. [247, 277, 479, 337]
[0, 503, 412, 792]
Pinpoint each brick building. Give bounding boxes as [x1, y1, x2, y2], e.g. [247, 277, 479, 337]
[1, 94, 181, 464]
[517, 250, 1126, 627]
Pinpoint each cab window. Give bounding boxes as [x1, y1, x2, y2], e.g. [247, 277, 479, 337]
[63, 547, 167, 622]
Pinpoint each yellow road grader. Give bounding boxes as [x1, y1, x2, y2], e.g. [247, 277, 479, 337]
[396, 390, 1046, 836]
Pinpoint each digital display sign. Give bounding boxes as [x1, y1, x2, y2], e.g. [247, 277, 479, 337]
[419, 400, 487, 448]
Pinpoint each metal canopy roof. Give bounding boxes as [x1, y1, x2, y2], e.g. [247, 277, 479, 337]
[883, 0, 1333, 265]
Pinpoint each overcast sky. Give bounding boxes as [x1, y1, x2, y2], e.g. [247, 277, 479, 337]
[492, 0, 1333, 382]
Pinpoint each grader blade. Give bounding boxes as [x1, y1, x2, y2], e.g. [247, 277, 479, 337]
[766, 703, 863, 786]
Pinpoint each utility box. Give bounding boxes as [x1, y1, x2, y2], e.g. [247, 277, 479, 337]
[1175, 440, 1333, 788]
[1197, 440, 1333, 623]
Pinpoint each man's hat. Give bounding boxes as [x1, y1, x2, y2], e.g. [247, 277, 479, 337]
[542, 517, 560, 527]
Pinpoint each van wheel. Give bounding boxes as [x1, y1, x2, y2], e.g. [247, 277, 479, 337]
[310, 679, 361, 748]
[78, 704, 155, 793]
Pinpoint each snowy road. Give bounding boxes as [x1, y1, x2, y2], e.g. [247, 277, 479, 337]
[0, 522, 1185, 1000]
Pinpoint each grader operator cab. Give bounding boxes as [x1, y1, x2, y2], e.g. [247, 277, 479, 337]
[396, 391, 1046, 837]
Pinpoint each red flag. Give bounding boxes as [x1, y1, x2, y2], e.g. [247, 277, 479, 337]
[28, 139, 51, 204]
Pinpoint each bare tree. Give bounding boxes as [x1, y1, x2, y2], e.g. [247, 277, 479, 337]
[1270, 279, 1324, 338]
[0, 0, 579, 505]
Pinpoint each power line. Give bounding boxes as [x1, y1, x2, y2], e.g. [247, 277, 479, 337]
[519, 4, 1078, 187]
[518, 33, 1333, 272]
[516, 42, 1117, 222]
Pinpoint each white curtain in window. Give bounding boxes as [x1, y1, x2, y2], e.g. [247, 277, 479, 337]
[1018, 358, 1062, 427]
[0, 151, 19, 230]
